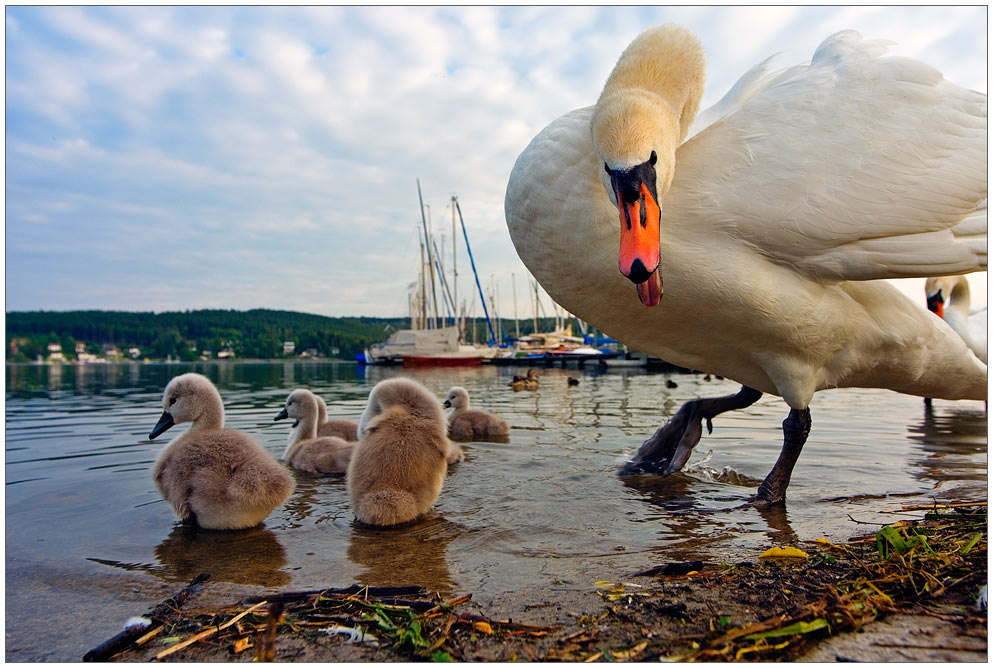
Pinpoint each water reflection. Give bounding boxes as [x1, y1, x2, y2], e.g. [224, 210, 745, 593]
[620, 474, 743, 557]
[620, 468, 799, 553]
[346, 515, 463, 595]
[5, 361, 987, 663]
[88, 525, 291, 587]
[280, 474, 352, 528]
[154, 524, 291, 587]
[908, 402, 988, 484]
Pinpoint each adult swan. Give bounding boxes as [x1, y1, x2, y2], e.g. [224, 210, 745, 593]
[505, 24, 987, 504]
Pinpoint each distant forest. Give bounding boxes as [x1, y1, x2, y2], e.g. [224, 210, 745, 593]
[5, 309, 568, 362]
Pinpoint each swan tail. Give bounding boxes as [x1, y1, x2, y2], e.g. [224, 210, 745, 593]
[354, 488, 422, 526]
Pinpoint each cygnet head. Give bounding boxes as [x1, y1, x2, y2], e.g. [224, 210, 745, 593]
[357, 377, 446, 439]
[273, 388, 316, 427]
[149, 373, 223, 440]
[443, 386, 470, 411]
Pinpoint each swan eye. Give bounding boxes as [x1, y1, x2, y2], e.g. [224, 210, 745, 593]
[649, 150, 657, 166]
[169, 397, 177, 406]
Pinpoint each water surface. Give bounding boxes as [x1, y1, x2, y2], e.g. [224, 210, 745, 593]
[5, 361, 987, 660]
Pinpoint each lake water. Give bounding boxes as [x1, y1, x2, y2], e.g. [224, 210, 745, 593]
[5, 360, 987, 660]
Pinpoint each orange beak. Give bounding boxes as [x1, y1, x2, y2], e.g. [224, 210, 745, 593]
[617, 182, 663, 307]
[926, 291, 944, 319]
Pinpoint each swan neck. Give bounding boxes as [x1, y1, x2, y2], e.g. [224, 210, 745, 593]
[295, 396, 319, 442]
[190, 398, 224, 432]
[598, 24, 706, 143]
[948, 276, 972, 313]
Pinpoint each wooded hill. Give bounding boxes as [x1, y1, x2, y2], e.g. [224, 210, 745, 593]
[5, 309, 409, 362]
[5, 309, 567, 362]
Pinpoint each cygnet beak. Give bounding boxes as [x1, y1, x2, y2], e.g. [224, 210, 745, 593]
[149, 411, 175, 440]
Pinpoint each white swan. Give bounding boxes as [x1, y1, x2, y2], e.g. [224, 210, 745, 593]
[505, 24, 987, 503]
[925, 275, 987, 364]
[275, 389, 356, 474]
[148, 373, 295, 529]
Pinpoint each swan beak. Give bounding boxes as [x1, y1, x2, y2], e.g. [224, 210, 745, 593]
[926, 291, 944, 319]
[443, 400, 452, 408]
[149, 411, 175, 440]
[617, 182, 663, 307]
[273, 408, 289, 422]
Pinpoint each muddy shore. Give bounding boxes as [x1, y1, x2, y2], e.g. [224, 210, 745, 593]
[86, 501, 986, 662]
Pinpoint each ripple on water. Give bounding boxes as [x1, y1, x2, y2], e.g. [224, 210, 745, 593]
[4, 361, 987, 660]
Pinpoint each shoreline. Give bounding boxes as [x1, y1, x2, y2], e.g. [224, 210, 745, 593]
[87, 502, 987, 663]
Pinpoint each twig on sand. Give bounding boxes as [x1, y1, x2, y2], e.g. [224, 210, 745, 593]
[155, 599, 269, 660]
[82, 573, 210, 662]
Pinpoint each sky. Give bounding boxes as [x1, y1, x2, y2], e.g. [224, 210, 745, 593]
[5, 5, 988, 320]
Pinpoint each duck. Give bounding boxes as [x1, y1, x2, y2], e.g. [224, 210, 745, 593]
[666, 379, 678, 389]
[347, 378, 452, 526]
[568, 377, 580, 386]
[508, 368, 540, 391]
[274, 389, 356, 474]
[312, 393, 360, 441]
[925, 276, 987, 364]
[505, 24, 987, 504]
[443, 386, 510, 441]
[147, 373, 295, 530]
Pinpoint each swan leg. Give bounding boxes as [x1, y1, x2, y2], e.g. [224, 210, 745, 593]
[620, 386, 762, 475]
[755, 408, 811, 504]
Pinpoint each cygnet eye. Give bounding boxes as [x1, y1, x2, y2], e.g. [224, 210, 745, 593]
[169, 397, 177, 406]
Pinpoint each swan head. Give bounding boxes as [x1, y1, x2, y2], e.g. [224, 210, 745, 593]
[590, 23, 705, 308]
[443, 386, 470, 410]
[150, 373, 222, 439]
[925, 275, 970, 319]
[274, 388, 313, 428]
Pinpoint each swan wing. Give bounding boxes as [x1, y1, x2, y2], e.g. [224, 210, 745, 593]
[677, 30, 987, 282]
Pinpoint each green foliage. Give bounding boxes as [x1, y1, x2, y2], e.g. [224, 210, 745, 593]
[875, 525, 934, 560]
[744, 618, 828, 640]
[5, 309, 417, 361]
[5, 309, 580, 361]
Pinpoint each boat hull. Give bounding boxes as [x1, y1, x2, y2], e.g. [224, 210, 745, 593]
[402, 355, 484, 368]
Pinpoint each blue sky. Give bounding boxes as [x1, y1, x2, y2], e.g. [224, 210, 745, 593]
[5, 5, 987, 318]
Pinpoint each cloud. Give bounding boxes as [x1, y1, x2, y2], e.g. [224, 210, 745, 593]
[5, 6, 987, 318]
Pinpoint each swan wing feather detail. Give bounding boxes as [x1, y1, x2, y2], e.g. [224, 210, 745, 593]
[676, 30, 987, 282]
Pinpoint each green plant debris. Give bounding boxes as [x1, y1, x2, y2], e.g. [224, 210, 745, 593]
[91, 503, 985, 662]
[744, 618, 828, 640]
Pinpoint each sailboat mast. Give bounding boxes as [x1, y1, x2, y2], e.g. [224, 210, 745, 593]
[451, 196, 458, 337]
[533, 279, 539, 333]
[512, 273, 520, 338]
[419, 234, 427, 330]
[453, 198, 497, 346]
[416, 179, 439, 329]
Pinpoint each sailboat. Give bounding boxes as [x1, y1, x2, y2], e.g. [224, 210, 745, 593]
[363, 182, 498, 366]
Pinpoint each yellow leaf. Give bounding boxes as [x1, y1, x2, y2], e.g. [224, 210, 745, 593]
[612, 640, 649, 661]
[472, 621, 493, 634]
[760, 546, 808, 559]
[232, 637, 252, 654]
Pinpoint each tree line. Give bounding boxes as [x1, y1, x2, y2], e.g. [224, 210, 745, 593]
[5, 309, 572, 362]
[5, 309, 409, 362]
